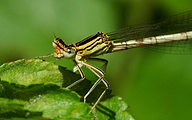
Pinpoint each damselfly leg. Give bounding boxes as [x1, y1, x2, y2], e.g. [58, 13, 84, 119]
[86, 66, 109, 112]
[66, 59, 85, 89]
[88, 58, 108, 72]
[69, 57, 109, 112]
[35, 53, 53, 59]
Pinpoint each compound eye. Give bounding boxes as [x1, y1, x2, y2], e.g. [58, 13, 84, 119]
[52, 42, 56, 48]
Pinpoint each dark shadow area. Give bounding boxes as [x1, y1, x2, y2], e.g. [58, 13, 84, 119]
[0, 105, 42, 119]
[0, 80, 60, 101]
[58, 65, 113, 103]
[95, 103, 116, 119]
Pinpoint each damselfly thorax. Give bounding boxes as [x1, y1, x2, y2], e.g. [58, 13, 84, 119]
[53, 32, 113, 60]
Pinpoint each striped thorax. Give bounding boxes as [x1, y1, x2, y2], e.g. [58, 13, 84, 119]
[52, 32, 113, 60]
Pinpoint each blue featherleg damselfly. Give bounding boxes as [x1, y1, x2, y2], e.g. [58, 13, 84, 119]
[38, 10, 192, 112]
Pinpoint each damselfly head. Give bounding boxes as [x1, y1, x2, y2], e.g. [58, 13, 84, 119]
[52, 38, 75, 59]
[52, 38, 67, 48]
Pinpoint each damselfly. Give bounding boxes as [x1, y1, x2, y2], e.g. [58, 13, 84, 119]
[38, 11, 192, 112]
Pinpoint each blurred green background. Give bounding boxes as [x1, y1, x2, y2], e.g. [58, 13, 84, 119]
[1, 0, 192, 120]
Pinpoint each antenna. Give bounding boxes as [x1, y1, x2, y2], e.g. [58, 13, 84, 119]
[53, 32, 57, 38]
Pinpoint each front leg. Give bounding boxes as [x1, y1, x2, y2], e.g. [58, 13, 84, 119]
[66, 59, 85, 89]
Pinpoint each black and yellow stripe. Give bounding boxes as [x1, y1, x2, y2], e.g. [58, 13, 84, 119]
[74, 32, 112, 56]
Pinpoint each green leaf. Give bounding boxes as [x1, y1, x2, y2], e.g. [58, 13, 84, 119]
[0, 59, 134, 119]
